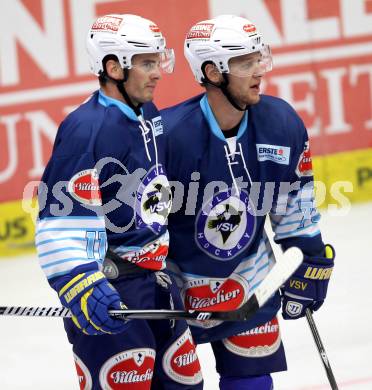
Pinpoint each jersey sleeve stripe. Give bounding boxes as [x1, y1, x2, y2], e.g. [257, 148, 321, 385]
[274, 224, 320, 240]
[41, 257, 94, 269]
[35, 227, 106, 236]
[237, 250, 267, 274]
[38, 246, 87, 258]
[36, 237, 86, 247]
[44, 261, 98, 280]
[35, 231, 89, 246]
[36, 216, 107, 280]
[247, 261, 270, 284]
[38, 246, 100, 266]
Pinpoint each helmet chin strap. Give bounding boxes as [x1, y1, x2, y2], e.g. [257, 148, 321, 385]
[103, 68, 143, 116]
[116, 69, 143, 116]
[201, 63, 247, 112]
[220, 74, 246, 112]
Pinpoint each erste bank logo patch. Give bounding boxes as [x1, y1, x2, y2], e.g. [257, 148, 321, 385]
[151, 116, 163, 136]
[256, 144, 290, 165]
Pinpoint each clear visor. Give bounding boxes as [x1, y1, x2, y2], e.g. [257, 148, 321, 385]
[130, 48, 175, 74]
[227, 45, 272, 77]
[160, 48, 175, 73]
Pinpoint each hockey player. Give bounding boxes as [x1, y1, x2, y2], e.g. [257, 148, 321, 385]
[162, 15, 335, 389]
[35, 14, 202, 389]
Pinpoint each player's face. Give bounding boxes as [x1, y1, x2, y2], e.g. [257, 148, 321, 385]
[227, 52, 265, 106]
[124, 53, 162, 104]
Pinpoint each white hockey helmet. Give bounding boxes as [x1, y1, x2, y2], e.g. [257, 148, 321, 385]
[184, 15, 272, 82]
[86, 14, 174, 76]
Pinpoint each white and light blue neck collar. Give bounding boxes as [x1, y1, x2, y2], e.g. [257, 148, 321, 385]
[199, 94, 248, 141]
[98, 90, 143, 121]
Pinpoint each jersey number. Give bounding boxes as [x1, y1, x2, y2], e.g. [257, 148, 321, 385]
[85, 231, 107, 260]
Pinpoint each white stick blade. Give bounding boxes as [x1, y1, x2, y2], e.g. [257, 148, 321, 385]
[254, 247, 303, 307]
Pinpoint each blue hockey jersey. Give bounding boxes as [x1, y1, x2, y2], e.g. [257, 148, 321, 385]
[36, 90, 172, 290]
[162, 93, 324, 343]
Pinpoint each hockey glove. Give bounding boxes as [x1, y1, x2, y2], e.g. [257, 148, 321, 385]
[59, 270, 128, 335]
[281, 244, 335, 320]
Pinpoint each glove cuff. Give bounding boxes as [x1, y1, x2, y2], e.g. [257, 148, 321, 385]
[305, 244, 335, 265]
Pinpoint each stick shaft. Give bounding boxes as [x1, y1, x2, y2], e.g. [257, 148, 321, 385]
[0, 305, 253, 321]
[305, 309, 339, 390]
[0, 248, 302, 321]
[0, 306, 202, 320]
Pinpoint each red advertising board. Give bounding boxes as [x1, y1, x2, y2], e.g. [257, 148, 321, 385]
[0, 0, 208, 203]
[1, 0, 372, 204]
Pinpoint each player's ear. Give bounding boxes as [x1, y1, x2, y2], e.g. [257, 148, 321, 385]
[204, 63, 223, 84]
[105, 59, 124, 81]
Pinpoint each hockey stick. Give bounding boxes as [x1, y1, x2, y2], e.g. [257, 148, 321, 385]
[306, 309, 339, 390]
[0, 247, 302, 322]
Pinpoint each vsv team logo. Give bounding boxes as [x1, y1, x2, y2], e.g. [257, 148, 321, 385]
[195, 189, 256, 260]
[135, 164, 172, 233]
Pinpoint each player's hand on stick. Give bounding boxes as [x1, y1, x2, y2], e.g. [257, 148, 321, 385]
[281, 244, 335, 320]
[58, 270, 129, 335]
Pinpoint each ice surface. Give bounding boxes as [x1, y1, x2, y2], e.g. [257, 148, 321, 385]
[0, 202, 371, 389]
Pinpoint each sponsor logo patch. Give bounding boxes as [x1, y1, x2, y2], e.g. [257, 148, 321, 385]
[68, 169, 102, 205]
[74, 353, 92, 390]
[296, 141, 313, 177]
[149, 24, 160, 33]
[151, 116, 163, 136]
[256, 144, 290, 165]
[195, 189, 256, 260]
[99, 348, 155, 389]
[91, 16, 123, 33]
[243, 24, 257, 33]
[163, 328, 203, 385]
[183, 274, 248, 312]
[223, 317, 281, 357]
[102, 258, 120, 279]
[116, 233, 169, 271]
[186, 23, 214, 40]
[285, 300, 303, 317]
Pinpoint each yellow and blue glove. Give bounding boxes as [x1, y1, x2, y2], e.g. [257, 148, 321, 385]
[59, 270, 128, 335]
[281, 244, 335, 319]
